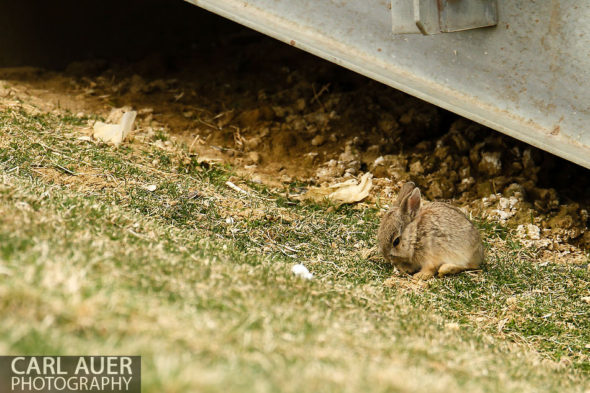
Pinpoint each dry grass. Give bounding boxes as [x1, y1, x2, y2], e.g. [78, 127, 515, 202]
[0, 107, 588, 392]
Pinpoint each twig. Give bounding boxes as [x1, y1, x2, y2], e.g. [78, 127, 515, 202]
[226, 181, 250, 196]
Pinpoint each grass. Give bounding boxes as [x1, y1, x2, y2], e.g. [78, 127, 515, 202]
[0, 107, 588, 392]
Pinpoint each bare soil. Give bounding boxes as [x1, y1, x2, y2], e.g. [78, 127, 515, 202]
[1, 29, 588, 264]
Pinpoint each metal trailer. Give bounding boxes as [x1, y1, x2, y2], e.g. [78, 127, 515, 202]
[184, 0, 590, 169]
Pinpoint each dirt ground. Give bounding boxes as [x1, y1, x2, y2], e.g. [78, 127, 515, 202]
[0, 28, 588, 265]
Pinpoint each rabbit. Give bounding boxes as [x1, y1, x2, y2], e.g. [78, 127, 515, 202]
[377, 181, 484, 280]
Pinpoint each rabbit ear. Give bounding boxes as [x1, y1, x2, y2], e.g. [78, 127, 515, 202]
[396, 181, 416, 205]
[401, 187, 421, 218]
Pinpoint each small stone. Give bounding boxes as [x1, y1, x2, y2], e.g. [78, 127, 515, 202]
[295, 98, 306, 111]
[427, 182, 444, 199]
[478, 152, 502, 176]
[244, 136, 262, 150]
[409, 161, 424, 175]
[311, 135, 326, 146]
[399, 112, 412, 125]
[339, 144, 359, 163]
[526, 224, 541, 240]
[498, 197, 518, 211]
[522, 149, 535, 169]
[503, 183, 525, 199]
[248, 151, 261, 164]
[459, 166, 471, 178]
[458, 177, 475, 192]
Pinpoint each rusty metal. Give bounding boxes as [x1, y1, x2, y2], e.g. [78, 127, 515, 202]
[184, 0, 590, 169]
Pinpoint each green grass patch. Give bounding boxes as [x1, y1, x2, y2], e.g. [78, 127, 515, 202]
[0, 108, 587, 392]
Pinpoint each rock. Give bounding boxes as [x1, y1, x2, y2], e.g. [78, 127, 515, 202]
[247, 151, 261, 164]
[347, 160, 361, 173]
[409, 160, 424, 175]
[295, 98, 306, 111]
[129, 74, 146, 94]
[503, 183, 525, 199]
[311, 135, 326, 146]
[244, 136, 262, 150]
[339, 143, 360, 163]
[237, 107, 274, 127]
[479, 152, 502, 176]
[304, 152, 319, 166]
[498, 196, 518, 211]
[458, 177, 475, 192]
[427, 182, 444, 199]
[272, 106, 288, 118]
[476, 181, 494, 198]
[434, 145, 450, 161]
[373, 156, 385, 166]
[316, 159, 345, 182]
[522, 149, 535, 169]
[399, 111, 413, 125]
[517, 224, 540, 240]
[378, 115, 398, 133]
[459, 166, 471, 178]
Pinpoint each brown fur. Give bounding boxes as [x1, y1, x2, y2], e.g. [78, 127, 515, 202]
[377, 182, 484, 280]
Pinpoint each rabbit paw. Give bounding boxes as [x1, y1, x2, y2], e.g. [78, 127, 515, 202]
[438, 263, 466, 277]
[413, 270, 434, 281]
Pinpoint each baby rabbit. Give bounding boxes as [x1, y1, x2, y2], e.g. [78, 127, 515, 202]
[377, 182, 484, 280]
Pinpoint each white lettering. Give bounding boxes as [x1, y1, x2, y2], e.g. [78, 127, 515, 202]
[54, 376, 66, 390]
[43, 357, 56, 375]
[122, 376, 132, 390]
[75, 357, 89, 375]
[120, 357, 132, 375]
[21, 376, 32, 390]
[90, 357, 104, 374]
[89, 375, 100, 389]
[56, 357, 67, 375]
[27, 358, 41, 375]
[11, 357, 25, 375]
[107, 357, 117, 375]
[111, 376, 122, 390]
[32, 376, 45, 390]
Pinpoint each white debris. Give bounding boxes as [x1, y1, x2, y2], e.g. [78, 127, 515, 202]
[145, 184, 157, 192]
[479, 152, 502, 175]
[93, 110, 137, 147]
[302, 172, 373, 206]
[291, 264, 313, 280]
[498, 196, 518, 211]
[516, 224, 540, 240]
[491, 209, 514, 221]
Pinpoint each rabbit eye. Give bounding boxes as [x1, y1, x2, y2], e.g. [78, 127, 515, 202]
[392, 237, 400, 247]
